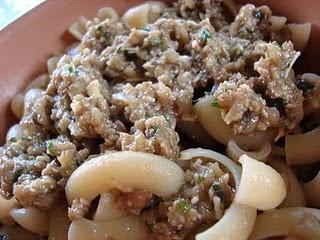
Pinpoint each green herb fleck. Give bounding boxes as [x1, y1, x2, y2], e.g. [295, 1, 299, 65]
[253, 9, 263, 21]
[151, 126, 160, 134]
[141, 26, 152, 32]
[211, 98, 220, 108]
[196, 175, 205, 184]
[97, 26, 111, 39]
[9, 137, 17, 142]
[177, 152, 181, 158]
[232, 45, 243, 58]
[13, 169, 24, 181]
[176, 200, 191, 214]
[212, 182, 226, 204]
[199, 28, 212, 42]
[149, 36, 161, 47]
[46, 141, 56, 156]
[297, 79, 314, 92]
[116, 47, 137, 59]
[245, 27, 254, 34]
[68, 66, 79, 76]
[27, 156, 36, 161]
[21, 136, 32, 141]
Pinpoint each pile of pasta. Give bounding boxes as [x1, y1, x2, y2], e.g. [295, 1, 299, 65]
[1, 1, 320, 240]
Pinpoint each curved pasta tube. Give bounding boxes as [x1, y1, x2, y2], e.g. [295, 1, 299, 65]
[10, 207, 49, 234]
[222, 0, 238, 17]
[288, 23, 311, 52]
[47, 55, 61, 74]
[68, 17, 88, 41]
[249, 207, 320, 240]
[0, 225, 39, 240]
[269, 160, 306, 208]
[226, 140, 271, 162]
[96, 7, 119, 22]
[179, 148, 241, 188]
[93, 192, 128, 221]
[10, 93, 24, 119]
[68, 215, 148, 240]
[285, 128, 320, 165]
[48, 203, 70, 240]
[235, 155, 286, 210]
[269, 16, 287, 31]
[121, 1, 167, 29]
[303, 171, 320, 208]
[0, 196, 16, 225]
[23, 88, 43, 116]
[196, 203, 256, 240]
[177, 120, 221, 149]
[66, 151, 184, 204]
[195, 95, 276, 149]
[26, 74, 49, 91]
[6, 123, 39, 143]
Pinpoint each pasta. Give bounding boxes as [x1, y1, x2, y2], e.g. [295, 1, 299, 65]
[303, 171, 320, 208]
[249, 207, 320, 240]
[0, 196, 16, 226]
[0, 0, 319, 239]
[226, 140, 272, 162]
[235, 155, 286, 210]
[285, 127, 320, 165]
[66, 151, 184, 204]
[269, 160, 306, 208]
[93, 192, 128, 221]
[48, 202, 70, 240]
[121, 1, 167, 29]
[196, 203, 256, 240]
[68, 216, 148, 240]
[9, 207, 49, 234]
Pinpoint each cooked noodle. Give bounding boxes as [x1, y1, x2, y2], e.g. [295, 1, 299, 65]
[0, 0, 319, 239]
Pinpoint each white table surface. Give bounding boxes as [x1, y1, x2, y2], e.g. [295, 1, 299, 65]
[0, 0, 46, 30]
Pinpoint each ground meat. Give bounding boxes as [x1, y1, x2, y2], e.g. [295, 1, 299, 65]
[13, 176, 57, 209]
[0, 1, 318, 234]
[116, 190, 152, 214]
[214, 41, 304, 135]
[116, 158, 234, 240]
[229, 4, 272, 41]
[174, 0, 229, 30]
[297, 73, 320, 114]
[120, 116, 180, 160]
[68, 197, 90, 221]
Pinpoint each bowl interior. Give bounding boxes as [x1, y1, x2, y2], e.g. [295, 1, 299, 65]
[0, 0, 319, 142]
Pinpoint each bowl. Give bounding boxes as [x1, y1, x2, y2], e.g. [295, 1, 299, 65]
[0, 0, 319, 142]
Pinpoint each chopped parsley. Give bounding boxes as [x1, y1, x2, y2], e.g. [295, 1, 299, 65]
[196, 175, 205, 184]
[296, 79, 315, 92]
[67, 66, 79, 76]
[140, 26, 152, 32]
[116, 47, 137, 60]
[198, 28, 212, 42]
[9, 137, 17, 142]
[27, 156, 36, 161]
[13, 169, 24, 181]
[151, 126, 160, 134]
[232, 45, 244, 58]
[176, 200, 191, 214]
[46, 141, 56, 156]
[21, 136, 32, 141]
[212, 182, 226, 205]
[211, 98, 220, 108]
[253, 9, 263, 21]
[149, 36, 161, 47]
[97, 26, 111, 39]
[245, 27, 254, 34]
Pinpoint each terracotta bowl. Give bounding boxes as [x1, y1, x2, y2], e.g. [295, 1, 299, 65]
[0, 0, 319, 142]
